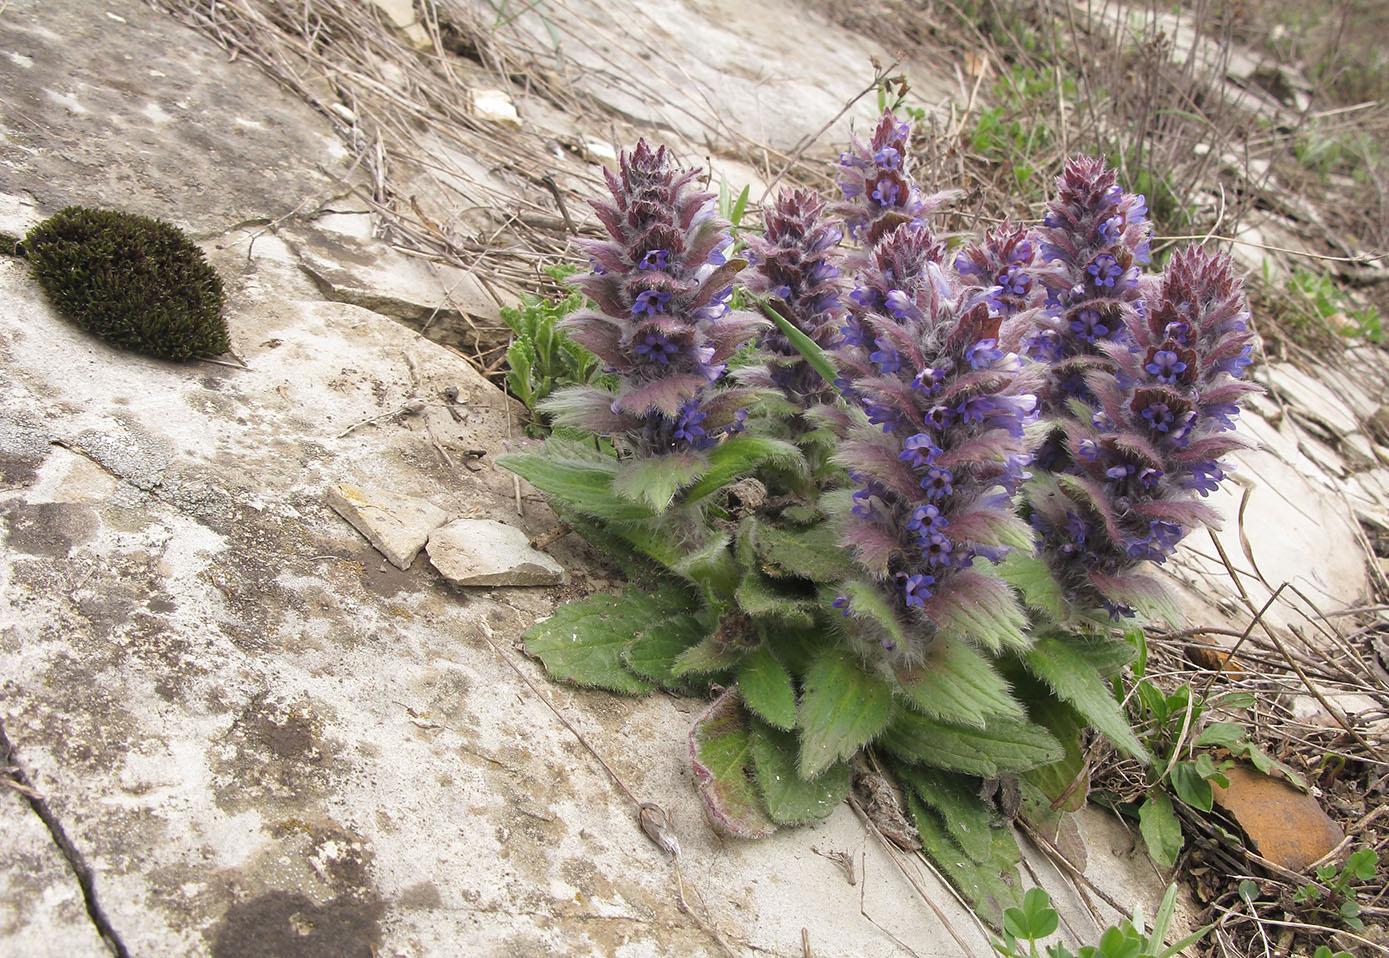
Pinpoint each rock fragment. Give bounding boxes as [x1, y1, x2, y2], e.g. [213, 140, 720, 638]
[327, 483, 448, 570]
[1211, 765, 1343, 871]
[426, 518, 563, 586]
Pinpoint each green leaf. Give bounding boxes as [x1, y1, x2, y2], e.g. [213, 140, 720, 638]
[673, 635, 742, 675]
[730, 184, 751, 226]
[735, 573, 816, 626]
[689, 689, 777, 838]
[928, 572, 1030, 652]
[834, 580, 908, 653]
[682, 437, 802, 503]
[797, 647, 893, 779]
[879, 709, 1064, 777]
[737, 644, 797, 730]
[894, 635, 1026, 727]
[611, 453, 707, 511]
[896, 763, 996, 864]
[1003, 887, 1060, 942]
[1138, 792, 1183, 868]
[759, 299, 838, 388]
[997, 550, 1069, 623]
[906, 790, 1023, 929]
[1169, 760, 1214, 812]
[670, 534, 738, 601]
[497, 452, 655, 521]
[524, 584, 698, 692]
[749, 719, 849, 824]
[1020, 694, 1090, 814]
[622, 614, 716, 694]
[746, 519, 859, 581]
[1023, 633, 1149, 761]
[1059, 632, 1137, 680]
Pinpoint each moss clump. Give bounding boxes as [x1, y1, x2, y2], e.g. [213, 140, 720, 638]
[0, 234, 22, 257]
[21, 206, 229, 360]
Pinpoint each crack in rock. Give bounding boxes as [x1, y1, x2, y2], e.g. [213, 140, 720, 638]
[0, 720, 131, 958]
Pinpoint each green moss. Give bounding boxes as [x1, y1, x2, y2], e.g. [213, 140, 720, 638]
[0, 234, 22, 257]
[22, 206, 229, 360]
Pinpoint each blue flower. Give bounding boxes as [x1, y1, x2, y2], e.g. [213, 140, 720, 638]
[631, 289, 672, 316]
[902, 572, 935, 608]
[634, 331, 680, 365]
[1087, 254, 1124, 289]
[899, 434, 942, 468]
[638, 248, 671, 270]
[1145, 349, 1187, 383]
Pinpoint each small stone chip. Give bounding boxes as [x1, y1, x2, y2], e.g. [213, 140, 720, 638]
[426, 518, 564, 587]
[327, 483, 448, 570]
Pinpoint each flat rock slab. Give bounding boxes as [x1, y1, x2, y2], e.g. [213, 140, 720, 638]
[281, 223, 506, 352]
[0, 788, 110, 958]
[327, 483, 448, 570]
[1212, 766, 1343, 872]
[427, 518, 565, 586]
[0, 0, 348, 234]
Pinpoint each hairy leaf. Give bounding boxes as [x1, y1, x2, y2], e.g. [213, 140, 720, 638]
[894, 635, 1025, 727]
[524, 583, 698, 692]
[1023, 633, 1148, 761]
[497, 452, 654, 521]
[1019, 693, 1090, 815]
[735, 573, 817, 627]
[797, 647, 893, 779]
[896, 763, 995, 864]
[907, 791, 1023, 930]
[611, 453, 707, 511]
[689, 689, 777, 838]
[880, 709, 1065, 777]
[750, 719, 849, 824]
[924, 572, 1030, 652]
[737, 644, 797, 730]
[622, 614, 717, 695]
[997, 550, 1069, 623]
[834, 580, 908, 653]
[673, 635, 744, 676]
[682, 436, 803, 503]
[748, 519, 859, 581]
[1059, 632, 1137, 679]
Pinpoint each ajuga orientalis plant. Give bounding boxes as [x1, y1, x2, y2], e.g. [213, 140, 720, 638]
[499, 112, 1260, 929]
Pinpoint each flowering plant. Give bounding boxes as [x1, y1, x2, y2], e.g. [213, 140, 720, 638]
[500, 113, 1259, 929]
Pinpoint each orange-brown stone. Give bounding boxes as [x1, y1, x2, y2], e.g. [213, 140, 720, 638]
[1211, 765, 1343, 871]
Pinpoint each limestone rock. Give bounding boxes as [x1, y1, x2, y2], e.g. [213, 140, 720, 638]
[327, 483, 448, 570]
[0, 790, 110, 958]
[426, 519, 564, 586]
[281, 223, 506, 354]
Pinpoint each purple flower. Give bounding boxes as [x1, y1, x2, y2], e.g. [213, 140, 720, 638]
[742, 188, 847, 408]
[899, 434, 942, 467]
[1026, 239, 1261, 615]
[1144, 349, 1187, 383]
[1069, 308, 1109, 344]
[1087, 254, 1124, 289]
[823, 215, 1036, 663]
[634, 331, 680, 365]
[638, 248, 671, 270]
[835, 109, 957, 249]
[541, 139, 766, 459]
